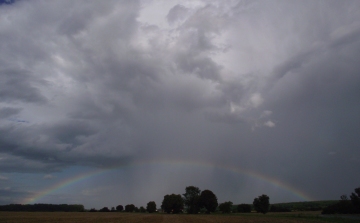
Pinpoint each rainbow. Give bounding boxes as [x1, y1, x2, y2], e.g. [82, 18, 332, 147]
[22, 159, 313, 204]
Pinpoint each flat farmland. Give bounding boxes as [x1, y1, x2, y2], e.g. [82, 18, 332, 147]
[0, 212, 358, 223]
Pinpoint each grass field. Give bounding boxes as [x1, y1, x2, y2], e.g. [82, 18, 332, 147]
[0, 212, 359, 223]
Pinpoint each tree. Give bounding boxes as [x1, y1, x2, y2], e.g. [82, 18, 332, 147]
[219, 201, 233, 213]
[140, 206, 146, 213]
[161, 194, 184, 214]
[125, 204, 135, 212]
[237, 204, 251, 213]
[116, 205, 123, 212]
[183, 186, 201, 214]
[99, 207, 110, 212]
[199, 189, 218, 213]
[146, 201, 157, 213]
[350, 187, 360, 213]
[253, 194, 270, 214]
[89, 208, 97, 212]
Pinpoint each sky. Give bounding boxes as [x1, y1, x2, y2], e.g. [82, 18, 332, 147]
[0, 0, 360, 209]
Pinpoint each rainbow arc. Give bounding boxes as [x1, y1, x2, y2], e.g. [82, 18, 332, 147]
[23, 159, 313, 204]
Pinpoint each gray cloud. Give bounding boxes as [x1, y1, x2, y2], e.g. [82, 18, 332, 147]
[0, 107, 21, 118]
[0, 188, 33, 205]
[167, 4, 189, 24]
[0, 0, 360, 208]
[0, 69, 47, 103]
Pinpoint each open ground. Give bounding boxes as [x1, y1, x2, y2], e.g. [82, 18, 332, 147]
[1, 212, 359, 223]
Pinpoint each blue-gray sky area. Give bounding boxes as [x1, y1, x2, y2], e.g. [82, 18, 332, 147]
[0, 0, 359, 209]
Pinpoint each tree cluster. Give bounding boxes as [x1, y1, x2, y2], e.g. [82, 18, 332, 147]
[322, 187, 360, 214]
[178, 186, 219, 214]
[253, 194, 270, 214]
[218, 201, 233, 213]
[93, 203, 155, 213]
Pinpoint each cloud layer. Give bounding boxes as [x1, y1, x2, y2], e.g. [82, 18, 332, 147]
[1, 0, 360, 208]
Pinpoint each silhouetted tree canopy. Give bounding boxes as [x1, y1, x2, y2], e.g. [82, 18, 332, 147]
[161, 194, 184, 214]
[253, 194, 270, 214]
[146, 201, 157, 213]
[99, 207, 110, 212]
[199, 189, 218, 214]
[116, 205, 123, 212]
[219, 201, 233, 213]
[350, 187, 360, 211]
[183, 186, 201, 214]
[125, 204, 135, 212]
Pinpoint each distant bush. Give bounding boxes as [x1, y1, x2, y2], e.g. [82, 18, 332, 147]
[219, 201, 233, 213]
[140, 206, 146, 213]
[99, 207, 110, 212]
[116, 205, 123, 212]
[125, 204, 135, 212]
[237, 204, 251, 213]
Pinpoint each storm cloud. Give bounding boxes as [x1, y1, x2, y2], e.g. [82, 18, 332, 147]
[0, 0, 359, 208]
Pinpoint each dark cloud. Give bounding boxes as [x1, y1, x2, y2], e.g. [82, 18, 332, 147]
[0, 0, 15, 5]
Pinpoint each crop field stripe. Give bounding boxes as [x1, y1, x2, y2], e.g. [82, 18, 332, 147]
[1, 212, 360, 223]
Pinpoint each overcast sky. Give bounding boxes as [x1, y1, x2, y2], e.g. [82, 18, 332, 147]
[0, 0, 360, 209]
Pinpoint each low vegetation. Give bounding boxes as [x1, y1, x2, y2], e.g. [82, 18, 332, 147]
[0, 212, 359, 223]
[1, 186, 359, 220]
[0, 204, 84, 212]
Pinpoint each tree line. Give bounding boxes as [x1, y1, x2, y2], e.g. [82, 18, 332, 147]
[322, 187, 360, 214]
[3, 186, 358, 214]
[0, 204, 84, 212]
[91, 186, 270, 214]
[92, 186, 360, 215]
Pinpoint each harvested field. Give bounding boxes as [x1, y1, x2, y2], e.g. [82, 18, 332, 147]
[0, 212, 358, 223]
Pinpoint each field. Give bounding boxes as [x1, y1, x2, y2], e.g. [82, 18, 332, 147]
[1, 212, 359, 223]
